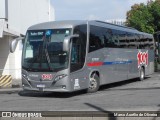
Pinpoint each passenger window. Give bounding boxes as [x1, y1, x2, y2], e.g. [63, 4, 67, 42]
[89, 25, 153, 50]
[104, 29, 118, 48]
[148, 38, 154, 49]
[89, 26, 104, 52]
[118, 31, 127, 48]
[127, 33, 137, 49]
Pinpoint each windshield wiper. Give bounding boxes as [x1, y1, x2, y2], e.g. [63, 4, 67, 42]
[27, 37, 53, 72]
[42, 36, 54, 71]
[44, 44, 53, 71]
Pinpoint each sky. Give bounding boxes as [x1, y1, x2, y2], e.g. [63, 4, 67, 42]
[51, 0, 149, 21]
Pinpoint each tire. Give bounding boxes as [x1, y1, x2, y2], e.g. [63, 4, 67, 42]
[139, 67, 145, 81]
[87, 73, 100, 93]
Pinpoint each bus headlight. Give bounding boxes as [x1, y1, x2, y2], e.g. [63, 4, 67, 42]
[54, 74, 67, 81]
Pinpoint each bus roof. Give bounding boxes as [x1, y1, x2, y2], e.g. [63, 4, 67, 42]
[28, 20, 87, 30]
[28, 20, 153, 38]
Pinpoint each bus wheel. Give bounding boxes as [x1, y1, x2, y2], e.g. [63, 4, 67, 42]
[139, 67, 145, 81]
[87, 73, 100, 93]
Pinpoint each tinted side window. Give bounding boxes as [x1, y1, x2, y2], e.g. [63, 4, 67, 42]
[139, 36, 145, 49]
[89, 25, 154, 50]
[118, 31, 127, 48]
[136, 34, 154, 50]
[104, 29, 119, 48]
[127, 33, 137, 49]
[143, 38, 150, 49]
[89, 26, 104, 52]
[148, 38, 154, 49]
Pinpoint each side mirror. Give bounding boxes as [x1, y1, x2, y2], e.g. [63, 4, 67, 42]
[10, 37, 24, 53]
[63, 34, 79, 52]
[22, 38, 25, 45]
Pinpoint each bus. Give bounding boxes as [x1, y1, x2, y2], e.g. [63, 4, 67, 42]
[10, 20, 155, 93]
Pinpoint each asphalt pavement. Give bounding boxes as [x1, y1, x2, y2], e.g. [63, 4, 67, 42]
[0, 72, 160, 94]
[0, 73, 160, 120]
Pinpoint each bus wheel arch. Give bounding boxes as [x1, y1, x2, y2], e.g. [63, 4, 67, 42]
[87, 71, 100, 93]
[139, 66, 145, 81]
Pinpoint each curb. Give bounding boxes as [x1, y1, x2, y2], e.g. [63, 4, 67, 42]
[12, 84, 21, 88]
[0, 88, 22, 94]
[0, 88, 21, 94]
[0, 85, 22, 94]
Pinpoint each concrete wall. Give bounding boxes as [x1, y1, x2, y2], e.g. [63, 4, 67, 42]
[0, 36, 10, 75]
[0, 35, 21, 79]
[0, 0, 55, 81]
[8, 0, 55, 35]
[0, 0, 8, 19]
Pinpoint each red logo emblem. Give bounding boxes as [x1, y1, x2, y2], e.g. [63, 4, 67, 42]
[42, 74, 53, 80]
[137, 50, 148, 68]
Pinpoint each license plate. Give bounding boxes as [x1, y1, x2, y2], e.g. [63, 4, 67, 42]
[37, 84, 45, 88]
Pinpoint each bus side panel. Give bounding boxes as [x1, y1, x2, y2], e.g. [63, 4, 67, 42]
[87, 48, 127, 85]
[127, 49, 139, 79]
[69, 49, 154, 92]
[70, 66, 90, 91]
[146, 50, 154, 75]
[87, 49, 119, 85]
[100, 48, 118, 85]
[127, 49, 154, 79]
[113, 48, 130, 81]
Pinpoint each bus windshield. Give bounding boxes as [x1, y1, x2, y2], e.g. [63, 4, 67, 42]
[22, 29, 71, 72]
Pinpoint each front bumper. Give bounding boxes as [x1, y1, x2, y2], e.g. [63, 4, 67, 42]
[22, 76, 73, 92]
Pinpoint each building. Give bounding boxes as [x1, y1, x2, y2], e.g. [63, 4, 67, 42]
[0, 0, 55, 85]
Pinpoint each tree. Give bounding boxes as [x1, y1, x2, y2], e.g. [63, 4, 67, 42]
[151, 0, 160, 32]
[126, 0, 160, 34]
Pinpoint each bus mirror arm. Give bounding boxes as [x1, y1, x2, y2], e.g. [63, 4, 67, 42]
[10, 37, 24, 53]
[63, 34, 79, 52]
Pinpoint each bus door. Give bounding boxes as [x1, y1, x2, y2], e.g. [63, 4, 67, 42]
[70, 25, 88, 90]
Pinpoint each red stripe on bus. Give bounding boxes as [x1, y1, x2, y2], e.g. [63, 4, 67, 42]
[87, 62, 103, 67]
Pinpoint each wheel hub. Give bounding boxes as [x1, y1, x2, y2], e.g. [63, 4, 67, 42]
[89, 78, 97, 89]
